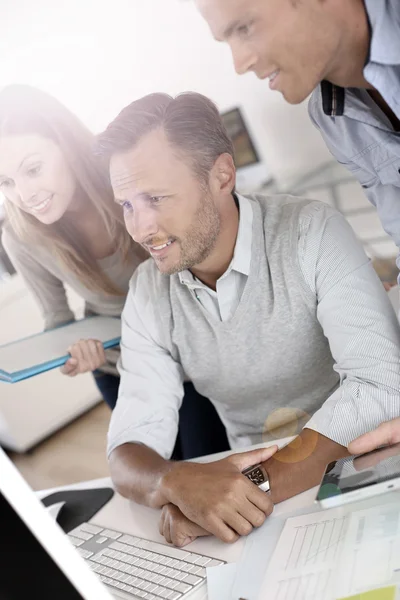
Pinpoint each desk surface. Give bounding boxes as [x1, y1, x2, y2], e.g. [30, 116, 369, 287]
[38, 438, 319, 599]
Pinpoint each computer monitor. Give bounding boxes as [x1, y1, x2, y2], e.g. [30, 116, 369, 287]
[221, 107, 270, 193]
[0, 448, 112, 600]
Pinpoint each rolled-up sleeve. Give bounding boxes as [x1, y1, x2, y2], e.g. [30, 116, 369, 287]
[107, 265, 184, 459]
[299, 203, 400, 446]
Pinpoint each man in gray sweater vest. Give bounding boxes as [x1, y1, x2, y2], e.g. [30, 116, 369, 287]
[97, 92, 400, 548]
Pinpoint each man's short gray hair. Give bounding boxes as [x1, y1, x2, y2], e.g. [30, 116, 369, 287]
[96, 92, 235, 184]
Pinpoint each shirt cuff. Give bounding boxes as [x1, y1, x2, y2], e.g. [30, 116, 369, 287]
[107, 421, 178, 461]
[304, 382, 400, 447]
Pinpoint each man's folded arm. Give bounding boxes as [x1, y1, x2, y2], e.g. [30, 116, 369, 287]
[107, 269, 185, 508]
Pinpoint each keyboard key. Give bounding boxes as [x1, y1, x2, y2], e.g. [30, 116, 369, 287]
[182, 554, 199, 564]
[102, 578, 121, 589]
[175, 562, 191, 573]
[192, 556, 211, 567]
[71, 529, 94, 541]
[96, 537, 108, 544]
[119, 535, 141, 546]
[174, 582, 192, 594]
[110, 541, 126, 551]
[68, 536, 84, 547]
[101, 529, 122, 539]
[140, 541, 192, 561]
[182, 574, 202, 586]
[167, 559, 181, 569]
[157, 589, 172, 599]
[80, 523, 103, 535]
[207, 559, 225, 568]
[76, 548, 93, 559]
[187, 565, 202, 575]
[167, 568, 182, 579]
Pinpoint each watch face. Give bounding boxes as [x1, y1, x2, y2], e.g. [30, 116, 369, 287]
[243, 465, 266, 486]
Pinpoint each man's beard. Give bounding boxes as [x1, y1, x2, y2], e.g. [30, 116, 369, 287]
[163, 190, 221, 275]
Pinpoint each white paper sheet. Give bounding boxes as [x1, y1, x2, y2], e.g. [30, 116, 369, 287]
[206, 563, 238, 600]
[335, 503, 400, 597]
[232, 490, 322, 600]
[258, 507, 349, 600]
[257, 494, 400, 600]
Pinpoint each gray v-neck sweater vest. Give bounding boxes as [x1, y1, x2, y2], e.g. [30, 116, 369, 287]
[152, 194, 339, 448]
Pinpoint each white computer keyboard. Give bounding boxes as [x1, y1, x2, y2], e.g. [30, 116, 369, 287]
[69, 523, 225, 599]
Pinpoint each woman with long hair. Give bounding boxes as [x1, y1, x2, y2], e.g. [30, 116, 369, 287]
[0, 85, 229, 459]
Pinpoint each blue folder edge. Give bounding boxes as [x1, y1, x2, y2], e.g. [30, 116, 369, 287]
[0, 337, 121, 384]
[0, 315, 118, 351]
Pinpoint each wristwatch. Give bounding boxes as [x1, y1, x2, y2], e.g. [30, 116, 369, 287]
[242, 463, 271, 493]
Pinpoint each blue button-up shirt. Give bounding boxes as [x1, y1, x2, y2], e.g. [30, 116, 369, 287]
[309, 0, 400, 273]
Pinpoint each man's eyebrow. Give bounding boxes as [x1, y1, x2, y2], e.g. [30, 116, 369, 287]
[220, 20, 241, 41]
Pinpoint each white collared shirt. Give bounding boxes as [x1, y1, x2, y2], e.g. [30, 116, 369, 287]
[178, 195, 253, 321]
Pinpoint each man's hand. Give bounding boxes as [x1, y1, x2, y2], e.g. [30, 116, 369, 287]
[159, 505, 210, 547]
[161, 445, 277, 544]
[348, 418, 400, 456]
[61, 339, 106, 376]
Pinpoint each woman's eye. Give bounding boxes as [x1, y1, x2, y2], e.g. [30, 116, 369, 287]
[27, 165, 41, 177]
[150, 196, 164, 203]
[122, 200, 133, 211]
[0, 179, 11, 189]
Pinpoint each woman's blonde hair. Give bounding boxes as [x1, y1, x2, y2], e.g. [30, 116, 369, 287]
[0, 84, 139, 296]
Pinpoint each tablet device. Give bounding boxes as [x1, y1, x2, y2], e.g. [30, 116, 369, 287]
[316, 443, 400, 508]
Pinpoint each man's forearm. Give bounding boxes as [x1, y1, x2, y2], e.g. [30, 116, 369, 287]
[109, 443, 176, 509]
[263, 429, 349, 504]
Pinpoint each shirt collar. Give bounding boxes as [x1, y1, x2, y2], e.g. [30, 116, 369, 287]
[364, 0, 400, 66]
[178, 193, 253, 289]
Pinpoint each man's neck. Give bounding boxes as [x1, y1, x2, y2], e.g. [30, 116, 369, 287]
[325, 0, 371, 89]
[190, 195, 239, 291]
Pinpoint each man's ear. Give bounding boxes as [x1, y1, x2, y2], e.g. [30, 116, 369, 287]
[210, 153, 236, 194]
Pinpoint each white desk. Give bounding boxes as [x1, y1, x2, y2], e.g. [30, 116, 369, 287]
[38, 438, 319, 600]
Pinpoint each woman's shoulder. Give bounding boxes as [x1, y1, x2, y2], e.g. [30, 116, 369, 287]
[2, 220, 50, 267]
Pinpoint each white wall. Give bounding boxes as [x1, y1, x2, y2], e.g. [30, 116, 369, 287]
[0, 0, 332, 184]
[0, 0, 396, 258]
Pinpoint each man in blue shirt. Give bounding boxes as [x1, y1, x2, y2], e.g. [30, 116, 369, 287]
[195, 0, 400, 451]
